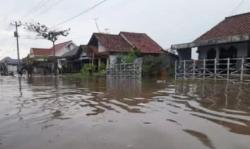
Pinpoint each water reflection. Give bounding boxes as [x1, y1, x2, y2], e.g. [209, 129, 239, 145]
[1, 77, 250, 149]
[170, 80, 250, 135]
[184, 129, 215, 149]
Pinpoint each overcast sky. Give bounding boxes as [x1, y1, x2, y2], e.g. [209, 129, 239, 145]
[0, 0, 249, 59]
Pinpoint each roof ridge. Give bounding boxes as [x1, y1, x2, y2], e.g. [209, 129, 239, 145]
[94, 32, 119, 36]
[120, 31, 146, 35]
[31, 48, 50, 50]
[226, 12, 250, 19]
[54, 40, 72, 46]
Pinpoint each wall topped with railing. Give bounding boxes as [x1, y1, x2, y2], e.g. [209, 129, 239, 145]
[175, 58, 250, 81]
[106, 63, 142, 78]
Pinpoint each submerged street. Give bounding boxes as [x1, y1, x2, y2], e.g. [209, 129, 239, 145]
[0, 76, 250, 149]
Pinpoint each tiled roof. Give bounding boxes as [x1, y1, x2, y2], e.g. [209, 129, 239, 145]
[31, 41, 72, 57]
[31, 48, 51, 57]
[53, 41, 72, 54]
[94, 33, 132, 52]
[195, 12, 250, 42]
[88, 32, 163, 54]
[120, 32, 163, 54]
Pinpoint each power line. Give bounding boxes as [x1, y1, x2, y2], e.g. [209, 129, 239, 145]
[51, 0, 109, 28]
[35, 0, 65, 16]
[229, 0, 245, 15]
[22, 0, 51, 19]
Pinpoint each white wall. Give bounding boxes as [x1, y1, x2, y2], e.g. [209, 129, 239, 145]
[55, 43, 77, 57]
[109, 55, 119, 67]
[98, 42, 107, 53]
[7, 65, 17, 73]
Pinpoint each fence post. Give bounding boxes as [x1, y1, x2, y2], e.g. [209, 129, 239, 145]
[175, 61, 177, 80]
[184, 60, 186, 79]
[240, 57, 244, 81]
[227, 58, 230, 80]
[192, 60, 195, 79]
[203, 59, 206, 80]
[214, 59, 217, 80]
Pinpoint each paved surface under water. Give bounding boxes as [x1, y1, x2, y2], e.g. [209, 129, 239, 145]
[0, 76, 250, 149]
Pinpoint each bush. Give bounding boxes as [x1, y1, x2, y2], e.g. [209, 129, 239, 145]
[142, 54, 176, 77]
[81, 64, 96, 75]
[117, 48, 141, 64]
[99, 63, 106, 71]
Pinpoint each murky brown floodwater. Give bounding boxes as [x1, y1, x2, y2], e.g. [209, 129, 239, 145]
[0, 76, 250, 149]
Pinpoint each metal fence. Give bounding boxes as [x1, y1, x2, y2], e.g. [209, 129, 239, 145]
[175, 58, 250, 81]
[106, 63, 142, 78]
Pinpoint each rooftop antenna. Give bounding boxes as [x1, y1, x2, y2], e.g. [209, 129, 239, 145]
[104, 28, 110, 34]
[94, 18, 101, 32]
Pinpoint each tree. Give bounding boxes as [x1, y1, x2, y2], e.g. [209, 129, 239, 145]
[24, 22, 70, 75]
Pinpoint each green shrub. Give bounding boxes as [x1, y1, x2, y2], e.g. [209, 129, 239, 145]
[142, 54, 176, 77]
[119, 48, 141, 64]
[99, 63, 106, 71]
[81, 64, 96, 75]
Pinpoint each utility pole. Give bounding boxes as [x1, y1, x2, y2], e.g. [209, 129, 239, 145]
[52, 40, 57, 76]
[11, 21, 22, 75]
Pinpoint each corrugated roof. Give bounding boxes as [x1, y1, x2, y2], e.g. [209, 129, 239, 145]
[0, 57, 19, 65]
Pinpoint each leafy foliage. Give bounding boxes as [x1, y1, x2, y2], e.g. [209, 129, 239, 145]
[142, 54, 176, 77]
[24, 22, 70, 43]
[99, 63, 106, 71]
[121, 48, 141, 63]
[81, 64, 96, 75]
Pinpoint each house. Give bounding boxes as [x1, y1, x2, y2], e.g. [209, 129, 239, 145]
[0, 57, 20, 75]
[172, 12, 250, 60]
[60, 45, 90, 73]
[87, 31, 163, 68]
[28, 41, 77, 74]
[30, 41, 77, 58]
[172, 12, 250, 81]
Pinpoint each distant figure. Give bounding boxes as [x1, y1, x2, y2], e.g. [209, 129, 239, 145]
[20, 64, 33, 78]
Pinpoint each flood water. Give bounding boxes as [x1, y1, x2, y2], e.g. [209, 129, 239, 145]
[0, 76, 250, 149]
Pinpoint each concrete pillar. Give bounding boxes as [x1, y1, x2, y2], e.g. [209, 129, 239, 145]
[216, 47, 220, 59]
[98, 58, 101, 71]
[248, 41, 250, 57]
[106, 58, 109, 69]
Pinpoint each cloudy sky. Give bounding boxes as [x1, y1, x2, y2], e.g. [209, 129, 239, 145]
[0, 0, 249, 59]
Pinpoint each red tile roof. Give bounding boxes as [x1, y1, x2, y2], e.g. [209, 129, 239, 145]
[31, 41, 72, 57]
[88, 32, 163, 54]
[53, 41, 72, 53]
[94, 33, 132, 52]
[31, 48, 51, 57]
[120, 32, 163, 54]
[195, 12, 250, 42]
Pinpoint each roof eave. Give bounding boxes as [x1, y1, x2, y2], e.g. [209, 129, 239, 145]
[172, 34, 250, 49]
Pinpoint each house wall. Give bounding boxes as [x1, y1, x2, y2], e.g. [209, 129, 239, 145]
[55, 43, 77, 57]
[177, 48, 191, 60]
[7, 65, 17, 73]
[109, 55, 120, 67]
[98, 42, 107, 53]
[198, 42, 249, 59]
